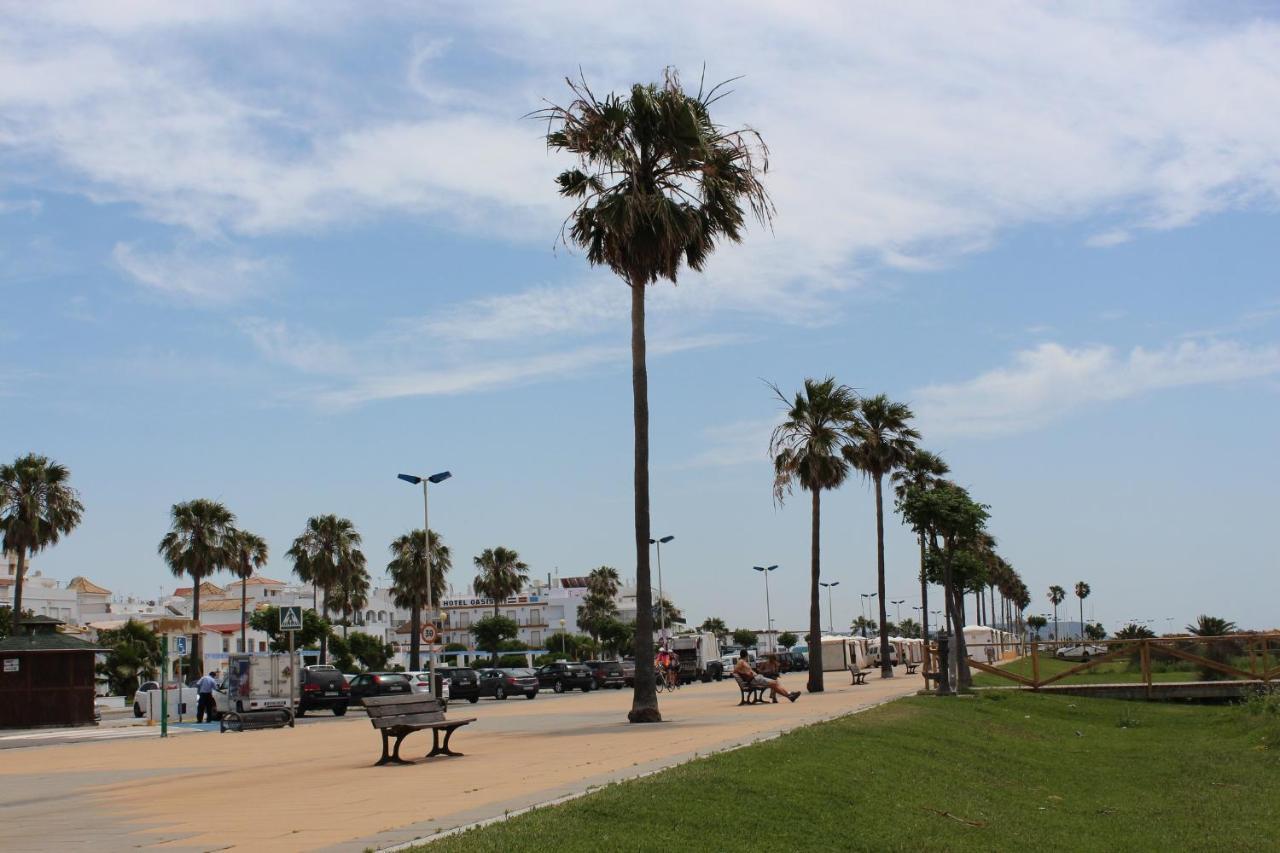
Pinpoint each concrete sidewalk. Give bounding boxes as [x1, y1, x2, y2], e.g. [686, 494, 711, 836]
[0, 670, 923, 852]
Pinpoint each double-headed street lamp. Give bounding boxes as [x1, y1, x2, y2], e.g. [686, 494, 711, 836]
[860, 592, 878, 638]
[819, 581, 840, 634]
[397, 470, 451, 697]
[648, 535, 674, 643]
[891, 598, 905, 628]
[753, 565, 777, 652]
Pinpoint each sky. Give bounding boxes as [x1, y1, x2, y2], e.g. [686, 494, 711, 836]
[2, 2, 1278, 635]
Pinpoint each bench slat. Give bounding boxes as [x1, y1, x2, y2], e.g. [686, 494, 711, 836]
[372, 711, 446, 728]
[364, 694, 440, 709]
[366, 701, 440, 718]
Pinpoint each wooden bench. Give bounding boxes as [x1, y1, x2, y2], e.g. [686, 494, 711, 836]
[848, 666, 868, 685]
[905, 662, 919, 675]
[732, 673, 769, 705]
[363, 694, 475, 766]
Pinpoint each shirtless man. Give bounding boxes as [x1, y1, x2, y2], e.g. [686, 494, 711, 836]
[733, 649, 799, 702]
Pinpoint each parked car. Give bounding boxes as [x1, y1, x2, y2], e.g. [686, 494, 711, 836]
[297, 664, 350, 716]
[403, 671, 452, 704]
[132, 680, 160, 718]
[477, 667, 540, 700]
[620, 659, 636, 686]
[1055, 644, 1106, 662]
[790, 651, 808, 670]
[345, 672, 410, 705]
[536, 661, 595, 693]
[584, 660, 626, 689]
[436, 666, 481, 703]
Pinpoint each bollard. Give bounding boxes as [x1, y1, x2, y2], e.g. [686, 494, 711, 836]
[935, 632, 952, 696]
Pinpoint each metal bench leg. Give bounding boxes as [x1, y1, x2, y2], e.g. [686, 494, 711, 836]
[376, 730, 413, 766]
[427, 726, 464, 758]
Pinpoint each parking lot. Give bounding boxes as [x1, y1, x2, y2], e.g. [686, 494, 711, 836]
[0, 669, 922, 852]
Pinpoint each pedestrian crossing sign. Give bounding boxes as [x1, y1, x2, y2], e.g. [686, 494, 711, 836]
[280, 606, 303, 632]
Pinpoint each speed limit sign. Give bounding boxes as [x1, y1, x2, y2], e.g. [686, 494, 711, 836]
[421, 624, 437, 643]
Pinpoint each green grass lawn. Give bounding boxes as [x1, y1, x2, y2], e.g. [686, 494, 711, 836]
[415, 692, 1280, 852]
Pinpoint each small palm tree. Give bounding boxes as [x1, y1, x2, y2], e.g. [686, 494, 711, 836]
[1074, 581, 1091, 641]
[287, 515, 362, 663]
[892, 449, 949, 643]
[0, 453, 84, 625]
[845, 394, 920, 678]
[587, 565, 621, 599]
[473, 547, 529, 618]
[699, 616, 728, 641]
[329, 552, 370, 641]
[770, 377, 858, 693]
[388, 529, 451, 671]
[540, 68, 772, 724]
[1047, 585, 1066, 645]
[159, 499, 234, 675]
[1027, 614, 1047, 640]
[225, 527, 268, 653]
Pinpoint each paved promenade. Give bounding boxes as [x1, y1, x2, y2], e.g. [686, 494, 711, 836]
[0, 671, 921, 852]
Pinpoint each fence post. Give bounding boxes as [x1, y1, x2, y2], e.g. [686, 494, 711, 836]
[1140, 640, 1152, 698]
[1030, 640, 1040, 689]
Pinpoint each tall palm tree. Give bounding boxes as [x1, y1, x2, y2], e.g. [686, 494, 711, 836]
[699, 616, 728, 642]
[287, 515, 362, 663]
[587, 565, 621, 599]
[1074, 581, 1091, 641]
[0, 453, 84, 625]
[1048, 585, 1066, 646]
[224, 527, 268, 654]
[158, 499, 234, 676]
[845, 394, 920, 679]
[770, 377, 858, 693]
[540, 69, 772, 724]
[472, 547, 529, 618]
[388, 529, 451, 670]
[329, 551, 370, 641]
[893, 449, 949, 646]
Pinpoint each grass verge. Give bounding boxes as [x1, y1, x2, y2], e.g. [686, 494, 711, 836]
[411, 691, 1280, 852]
[971, 654, 1201, 687]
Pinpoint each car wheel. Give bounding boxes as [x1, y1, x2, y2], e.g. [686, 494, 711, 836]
[468, 695, 479, 704]
[133, 704, 144, 718]
[553, 680, 565, 694]
[525, 691, 537, 700]
[581, 683, 592, 693]
[296, 706, 306, 717]
[333, 704, 348, 717]
[495, 686, 506, 700]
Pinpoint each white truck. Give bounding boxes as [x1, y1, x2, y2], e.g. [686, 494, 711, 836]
[215, 653, 293, 717]
[671, 632, 724, 683]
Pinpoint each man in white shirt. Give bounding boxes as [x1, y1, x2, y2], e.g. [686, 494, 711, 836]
[196, 670, 218, 723]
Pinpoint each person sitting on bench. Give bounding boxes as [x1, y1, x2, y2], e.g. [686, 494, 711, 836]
[733, 650, 799, 703]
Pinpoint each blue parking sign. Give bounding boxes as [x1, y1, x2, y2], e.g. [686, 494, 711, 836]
[175, 636, 187, 655]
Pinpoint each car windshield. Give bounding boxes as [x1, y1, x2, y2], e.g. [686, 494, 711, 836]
[504, 669, 534, 677]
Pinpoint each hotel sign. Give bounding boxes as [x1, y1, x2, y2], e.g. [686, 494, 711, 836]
[442, 594, 542, 608]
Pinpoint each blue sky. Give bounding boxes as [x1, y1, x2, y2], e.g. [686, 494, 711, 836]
[2, 2, 1278, 633]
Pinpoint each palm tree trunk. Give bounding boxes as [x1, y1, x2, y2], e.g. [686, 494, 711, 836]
[989, 585, 996, 630]
[808, 487, 824, 693]
[12, 549, 26, 627]
[190, 577, 202, 681]
[874, 476, 892, 679]
[626, 276, 659, 723]
[241, 580, 248, 654]
[409, 599, 421, 671]
[1079, 598, 1084, 641]
[918, 532, 929, 646]
[319, 585, 328, 664]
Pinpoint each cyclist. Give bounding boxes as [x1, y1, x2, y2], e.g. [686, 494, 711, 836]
[656, 646, 679, 689]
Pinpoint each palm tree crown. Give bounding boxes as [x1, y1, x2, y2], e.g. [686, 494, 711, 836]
[770, 376, 859, 693]
[540, 68, 772, 725]
[158, 498, 235, 673]
[473, 547, 529, 617]
[0, 453, 84, 622]
[388, 528, 452, 672]
[287, 514, 362, 663]
[225, 527, 268, 653]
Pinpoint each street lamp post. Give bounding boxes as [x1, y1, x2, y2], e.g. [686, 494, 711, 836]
[649, 535, 674, 644]
[397, 470, 452, 698]
[559, 618, 566, 655]
[753, 566, 777, 652]
[820, 581, 840, 634]
[860, 592, 877, 638]
[912, 605, 925, 638]
[891, 599, 905, 628]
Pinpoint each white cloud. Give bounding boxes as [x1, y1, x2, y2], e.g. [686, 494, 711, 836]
[112, 242, 280, 304]
[913, 338, 1280, 437]
[681, 418, 776, 469]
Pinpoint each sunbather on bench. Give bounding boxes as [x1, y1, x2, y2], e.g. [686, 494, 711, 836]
[733, 649, 800, 703]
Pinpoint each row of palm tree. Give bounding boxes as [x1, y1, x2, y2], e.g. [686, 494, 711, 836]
[1046, 581, 1092, 642]
[0, 453, 85, 626]
[769, 378, 1035, 693]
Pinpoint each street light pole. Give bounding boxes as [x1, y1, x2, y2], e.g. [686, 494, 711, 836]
[860, 593, 877, 638]
[753, 566, 777, 652]
[820, 581, 840, 634]
[891, 598, 905, 628]
[649, 535, 674, 644]
[398, 470, 452, 699]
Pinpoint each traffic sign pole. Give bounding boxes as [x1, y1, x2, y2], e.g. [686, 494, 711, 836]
[160, 634, 168, 738]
